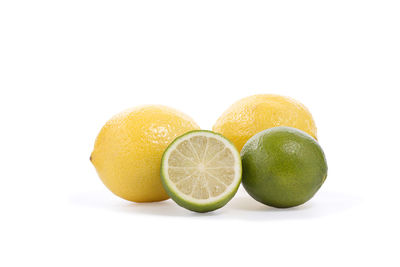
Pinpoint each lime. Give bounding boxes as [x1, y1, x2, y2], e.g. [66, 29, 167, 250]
[241, 126, 327, 208]
[161, 130, 242, 212]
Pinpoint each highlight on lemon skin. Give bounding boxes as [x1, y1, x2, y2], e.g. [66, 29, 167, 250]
[213, 94, 317, 151]
[90, 105, 200, 203]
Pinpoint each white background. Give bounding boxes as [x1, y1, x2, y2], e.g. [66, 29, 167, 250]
[1, 0, 399, 266]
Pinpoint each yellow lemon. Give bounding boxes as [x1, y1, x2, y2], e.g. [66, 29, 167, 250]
[213, 94, 317, 151]
[90, 105, 200, 202]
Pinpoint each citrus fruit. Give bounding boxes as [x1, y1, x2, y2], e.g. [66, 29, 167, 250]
[213, 94, 317, 151]
[161, 130, 242, 212]
[241, 126, 327, 208]
[90, 105, 200, 202]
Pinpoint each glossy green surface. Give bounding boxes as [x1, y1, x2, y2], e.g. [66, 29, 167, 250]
[241, 126, 327, 208]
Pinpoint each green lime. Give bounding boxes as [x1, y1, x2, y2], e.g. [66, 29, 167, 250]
[161, 130, 242, 213]
[241, 126, 328, 208]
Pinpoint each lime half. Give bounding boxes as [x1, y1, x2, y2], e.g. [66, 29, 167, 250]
[161, 130, 242, 212]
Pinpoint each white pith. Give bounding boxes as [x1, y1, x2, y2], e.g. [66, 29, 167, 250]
[162, 131, 241, 204]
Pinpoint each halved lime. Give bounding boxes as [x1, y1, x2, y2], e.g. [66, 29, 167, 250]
[161, 130, 242, 212]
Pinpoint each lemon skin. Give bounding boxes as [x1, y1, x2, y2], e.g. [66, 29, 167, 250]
[90, 105, 200, 202]
[241, 127, 327, 208]
[213, 94, 317, 151]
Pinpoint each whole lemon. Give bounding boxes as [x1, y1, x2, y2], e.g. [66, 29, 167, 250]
[213, 94, 317, 151]
[90, 105, 200, 202]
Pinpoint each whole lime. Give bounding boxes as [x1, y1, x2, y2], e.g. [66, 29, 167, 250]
[241, 126, 328, 208]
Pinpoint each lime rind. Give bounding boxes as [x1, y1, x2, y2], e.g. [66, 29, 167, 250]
[161, 130, 242, 213]
[241, 126, 327, 208]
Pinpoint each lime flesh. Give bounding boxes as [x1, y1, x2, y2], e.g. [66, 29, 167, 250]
[161, 130, 242, 212]
[241, 126, 328, 208]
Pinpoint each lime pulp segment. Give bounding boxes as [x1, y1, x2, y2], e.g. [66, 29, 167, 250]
[161, 130, 242, 211]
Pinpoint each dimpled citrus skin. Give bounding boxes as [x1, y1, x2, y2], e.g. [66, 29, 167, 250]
[241, 126, 327, 208]
[90, 105, 200, 202]
[212, 94, 317, 151]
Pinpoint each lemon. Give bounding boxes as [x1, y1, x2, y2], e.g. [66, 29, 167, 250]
[161, 130, 242, 212]
[213, 94, 317, 151]
[90, 105, 200, 202]
[241, 127, 327, 208]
